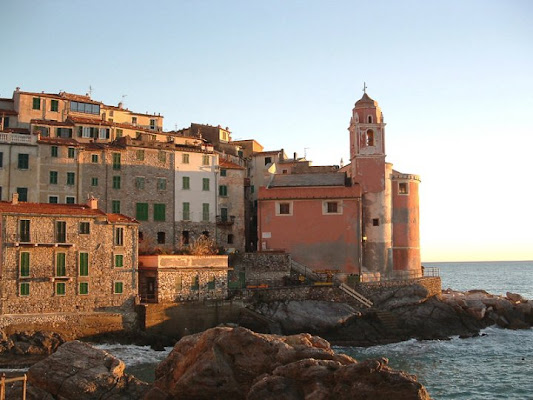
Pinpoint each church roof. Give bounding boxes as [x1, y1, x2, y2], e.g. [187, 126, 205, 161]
[355, 92, 378, 107]
[269, 172, 346, 188]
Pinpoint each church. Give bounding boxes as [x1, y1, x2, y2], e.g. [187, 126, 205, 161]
[257, 91, 421, 280]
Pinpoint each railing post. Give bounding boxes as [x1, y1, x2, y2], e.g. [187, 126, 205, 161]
[22, 374, 27, 400]
[0, 373, 5, 400]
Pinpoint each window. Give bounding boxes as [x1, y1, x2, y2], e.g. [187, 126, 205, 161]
[136, 203, 148, 221]
[112, 176, 121, 189]
[50, 99, 59, 112]
[182, 153, 189, 164]
[207, 276, 216, 290]
[49, 196, 58, 204]
[278, 202, 291, 215]
[182, 203, 190, 220]
[150, 119, 156, 129]
[20, 282, 30, 296]
[135, 177, 145, 189]
[56, 221, 66, 243]
[373, 218, 380, 227]
[138, 231, 144, 241]
[220, 168, 227, 177]
[202, 178, 210, 191]
[20, 252, 30, 277]
[2, 117, 9, 128]
[399, 182, 409, 195]
[264, 157, 272, 165]
[114, 281, 124, 294]
[56, 253, 66, 276]
[326, 201, 339, 214]
[91, 177, 98, 186]
[51, 146, 58, 157]
[116, 129, 123, 138]
[157, 232, 166, 244]
[115, 254, 124, 268]
[18, 154, 29, 170]
[79, 252, 89, 276]
[114, 227, 124, 246]
[219, 185, 228, 196]
[282, 169, 288, 174]
[368, 115, 373, 123]
[191, 275, 199, 291]
[132, 116, 137, 125]
[158, 151, 166, 163]
[91, 154, 98, 163]
[154, 204, 166, 221]
[66, 196, 75, 204]
[182, 176, 190, 190]
[202, 155, 210, 165]
[366, 130, 374, 147]
[182, 230, 189, 245]
[71, 101, 100, 115]
[112, 200, 120, 213]
[19, 220, 30, 242]
[79, 222, 90, 234]
[50, 171, 58, 184]
[136, 150, 145, 161]
[112, 153, 121, 170]
[56, 128, 72, 138]
[17, 188, 28, 202]
[99, 128, 109, 140]
[157, 178, 167, 191]
[220, 207, 228, 222]
[0, 152, 4, 168]
[55, 282, 66, 296]
[32, 97, 41, 110]
[66, 172, 75, 185]
[251, 185, 255, 194]
[79, 282, 89, 295]
[202, 203, 210, 221]
[227, 234, 234, 244]
[68, 147, 75, 158]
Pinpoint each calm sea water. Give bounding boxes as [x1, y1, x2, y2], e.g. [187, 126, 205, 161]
[98, 261, 533, 399]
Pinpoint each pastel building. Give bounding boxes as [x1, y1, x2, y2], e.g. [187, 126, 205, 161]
[257, 92, 421, 278]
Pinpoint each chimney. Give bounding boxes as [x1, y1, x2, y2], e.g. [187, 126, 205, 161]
[294, 152, 297, 160]
[87, 197, 98, 210]
[11, 193, 19, 205]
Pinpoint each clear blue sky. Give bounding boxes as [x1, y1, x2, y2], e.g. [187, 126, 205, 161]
[2, 0, 532, 262]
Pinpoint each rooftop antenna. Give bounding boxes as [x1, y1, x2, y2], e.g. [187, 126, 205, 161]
[88, 85, 93, 97]
[304, 147, 309, 159]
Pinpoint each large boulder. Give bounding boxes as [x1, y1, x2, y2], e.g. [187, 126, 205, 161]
[27, 340, 150, 400]
[147, 326, 430, 400]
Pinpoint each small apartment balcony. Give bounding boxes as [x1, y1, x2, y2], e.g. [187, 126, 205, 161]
[0, 132, 37, 144]
[216, 215, 235, 226]
[8, 232, 75, 247]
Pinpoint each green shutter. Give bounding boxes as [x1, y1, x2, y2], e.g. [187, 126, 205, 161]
[136, 203, 148, 220]
[112, 200, 121, 213]
[115, 254, 124, 268]
[56, 253, 66, 276]
[20, 252, 30, 277]
[183, 202, 190, 220]
[154, 204, 166, 221]
[114, 281, 124, 294]
[20, 282, 30, 296]
[56, 282, 66, 295]
[202, 203, 210, 221]
[79, 253, 89, 276]
[79, 282, 89, 295]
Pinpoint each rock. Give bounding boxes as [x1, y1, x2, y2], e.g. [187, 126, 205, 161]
[27, 340, 150, 400]
[0, 331, 64, 356]
[148, 326, 430, 400]
[506, 292, 525, 303]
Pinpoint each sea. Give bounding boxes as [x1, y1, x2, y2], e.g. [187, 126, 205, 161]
[7, 261, 533, 399]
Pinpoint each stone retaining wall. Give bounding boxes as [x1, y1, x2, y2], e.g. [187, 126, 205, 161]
[355, 277, 442, 299]
[230, 253, 291, 286]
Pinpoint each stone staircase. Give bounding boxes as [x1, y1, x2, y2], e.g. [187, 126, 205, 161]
[374, 310, 399, 330]
[338, 283, 373, 308]
[290, 259, 322, 282]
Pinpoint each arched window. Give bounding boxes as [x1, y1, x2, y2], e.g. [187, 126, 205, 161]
[368, 115, 373, 123]
[366, 130, 374, 146]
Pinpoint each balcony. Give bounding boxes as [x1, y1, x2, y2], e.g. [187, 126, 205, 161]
[0, 132, 36, 144]
[8, 232, 74, 247]
[216, 215, 235, 226]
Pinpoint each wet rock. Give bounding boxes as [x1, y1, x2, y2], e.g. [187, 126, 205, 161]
[27, 340, 150, 400]
[148, 326, 429, 400]
[506, 292, 525, 303]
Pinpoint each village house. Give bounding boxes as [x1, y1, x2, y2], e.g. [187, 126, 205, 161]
[0, 196, 138, 316]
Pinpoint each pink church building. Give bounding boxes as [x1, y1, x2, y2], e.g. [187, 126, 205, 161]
[257, 92, 421, 279]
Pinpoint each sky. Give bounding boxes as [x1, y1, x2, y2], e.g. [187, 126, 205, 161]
[1, 0, 532, 262]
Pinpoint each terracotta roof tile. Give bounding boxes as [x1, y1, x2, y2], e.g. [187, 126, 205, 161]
[31, 119, 74, 127]
[0, 108, 18, 116]
[38, 137, 80, 146]
[219, 158, 245, 170]
[0, 128, 30, 134]
[67, 116, 112, 126]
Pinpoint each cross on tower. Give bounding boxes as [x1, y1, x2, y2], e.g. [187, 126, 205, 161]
[363, 82, 367, 93]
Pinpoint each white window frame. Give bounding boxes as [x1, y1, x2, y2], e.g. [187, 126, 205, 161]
[275, 201, 293, 216]
[322, 200, 342, 215]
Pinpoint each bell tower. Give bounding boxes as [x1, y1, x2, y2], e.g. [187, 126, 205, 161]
[349, 86, 392, 275]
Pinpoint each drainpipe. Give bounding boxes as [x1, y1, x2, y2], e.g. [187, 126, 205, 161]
[359, 194, 364, 277]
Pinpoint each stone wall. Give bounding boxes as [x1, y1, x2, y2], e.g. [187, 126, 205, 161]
[355, 277, 441, 298]
[0, 311, 137, 340]
[230, 252, 291, 286]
